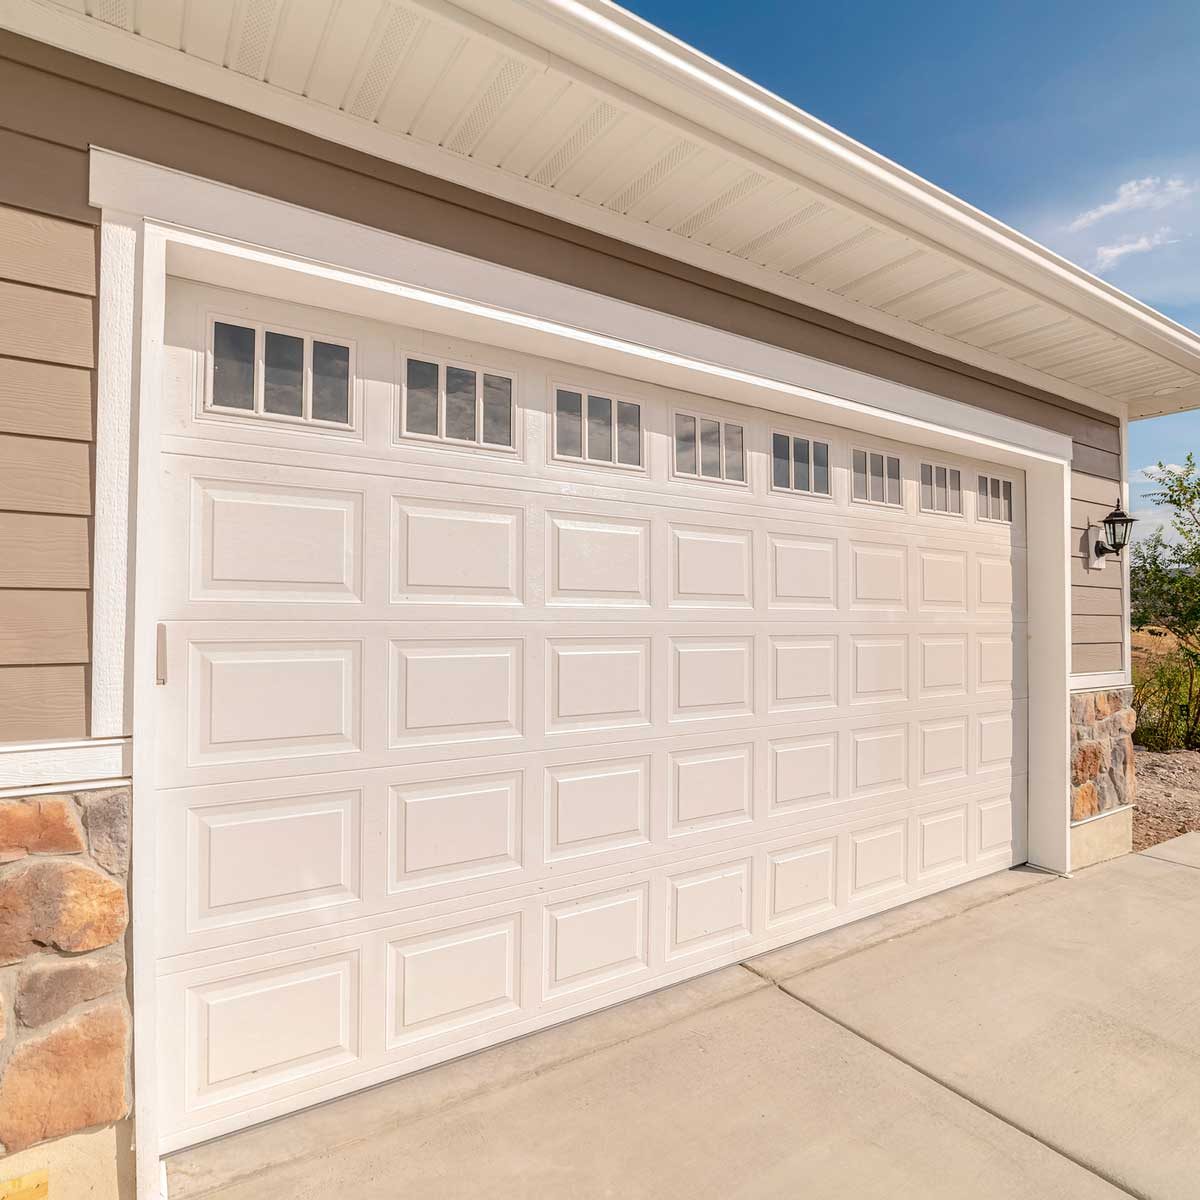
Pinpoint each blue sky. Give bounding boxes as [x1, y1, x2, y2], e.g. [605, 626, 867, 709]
[626, 0, 1200, 535]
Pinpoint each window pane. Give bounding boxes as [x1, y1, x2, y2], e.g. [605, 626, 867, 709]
[264, 330, 304, 416]
[616, 400, 641, 466]
[813, 441, 830, 495]
[587, 394, 613, 462]
[978, 475, 989, 515]
[312, 341, 350, 423]
[990, 476, 1002, 521]
[869, 452, 885, 502]
[949, 469, 962, 514]
[772, 433, 791, 489]
[725, 424, 745, 482]
[852, 449, 868, 500]
[405, 358, 439, 436]
[700, 419, 722, 478]
[445, 366, 477, 441]
[793, 437, 810, 492]
[482, 374, 512, 446]
[212, 322, 256, 410]
[886, 456, 901, 506]
[920, 463, 934, 510]
[935, 465, 948, 512]
[556, 390, 583, 457]
[1002, 480, 1014, 522]
[675, 413, 697, 474]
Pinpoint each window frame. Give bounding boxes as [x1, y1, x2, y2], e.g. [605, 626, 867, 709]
[204, 313, 357, 433]
[850, 445, 903, 509]
[550, 380, 646, 473]
[398, 350, 519, 454]
[977, 472, 1016, 524]
[768, 428, 834, 499]
[918, 459, 964, 518]
[670, 406, 749, 487]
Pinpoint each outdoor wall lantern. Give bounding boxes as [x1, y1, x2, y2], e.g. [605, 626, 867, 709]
[1085, 498, 1135, 570]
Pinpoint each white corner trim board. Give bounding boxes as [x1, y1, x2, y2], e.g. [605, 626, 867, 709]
[1070, 671, 1131, 693]
[0, 738, 133, 791]
[89, 148, 1073, 1196]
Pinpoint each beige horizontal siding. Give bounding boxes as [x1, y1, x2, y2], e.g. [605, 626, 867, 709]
[1072, 643, 1124, 674]
[1072, 470, 1123, 507]
[0, 356, 92, 440]
[1070, 469, 1127, 674]
[0, 204, 96, 295]
[0, 590, 88, 665]
[0, 433, 91, 514]
[1072, 586, 1123, 616]
[1070, 557, 1123, 589]
[0, 278, 94, 367]
[1072, 614, 1125, 645]
[0, 513, 89, 588]
[0, 664, 87, 739]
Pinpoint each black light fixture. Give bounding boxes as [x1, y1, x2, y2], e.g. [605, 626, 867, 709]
[1093, 497, 1135, 561]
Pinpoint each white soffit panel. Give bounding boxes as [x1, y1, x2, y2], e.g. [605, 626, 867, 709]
[12, 0, 1200, 416]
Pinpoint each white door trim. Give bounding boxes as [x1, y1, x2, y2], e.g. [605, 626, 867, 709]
[90, 148, 1072, 1196]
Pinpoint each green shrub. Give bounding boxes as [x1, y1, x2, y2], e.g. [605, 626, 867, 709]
[1133, 651, 1200, 751]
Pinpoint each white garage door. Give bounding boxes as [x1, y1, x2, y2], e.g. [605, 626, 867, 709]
[153, 280, 1027, 1148]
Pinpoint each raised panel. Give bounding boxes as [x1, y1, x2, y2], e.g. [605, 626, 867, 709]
[670, 524, 752, 607]
[977, 712, 1014, 772]
[918, 635, 967, 698]
[544, 883, 648, 997]
[394, 498, 523, 605]
[548, 512, 649, 606]
[390, 640, 522, 746]
[770, 734, 838, 812]
[548, 638, 650, 732]
[667, 859, 752, 957]
[769, 635, 837, 712]
[388, 915, 520, 1044]
[768, 533, 837, 609]
[768, 838, 836, 924]
[919, 717, 968, 784]
[979, 797, 1014, 855]
[919, 549, 966, 611]
[918, 806, 968, 876]
[193, 479, 363, 602]
[669, 743, 753, 835]
[851, 636, 908, 704]
[670, 637, 753, 720]
[851, 542, 907, 610]
[977, 636, 1015, 693]
[189, 641, 361, 765]
[190, 790, 360, 929]
[850, 821, 907, 899]
[190, 953, 358, 1100]
[390, 772, 522, 891]
[546, 757, 650, 860]
[852, 725, 908, 796]
[977, 556, 1014, 612]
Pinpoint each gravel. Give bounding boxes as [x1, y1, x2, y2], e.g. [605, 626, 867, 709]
[1133, 748, 1200, 851]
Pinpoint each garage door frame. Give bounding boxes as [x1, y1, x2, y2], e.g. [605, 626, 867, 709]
[90, 149, 1072, 1191]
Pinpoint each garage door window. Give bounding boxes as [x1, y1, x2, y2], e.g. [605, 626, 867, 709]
[674, 411, 745, 483]
[919, 461, 963, 516]
[402, 356, 515, 449]
[978, 474, 1014, 522]
[771, 432, 831, 496]
[555, 388, 642, 468]
[852, 447, 902, 507]
[209, 319, 353, 428]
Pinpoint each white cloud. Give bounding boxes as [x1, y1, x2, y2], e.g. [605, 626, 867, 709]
[1067, 176, 1196, 232]
[1131, 462, 1185, 482]
[1093, 227, 1177, 273]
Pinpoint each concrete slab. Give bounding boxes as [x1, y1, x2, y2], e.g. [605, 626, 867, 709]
[788, 851, 1200, 1200]
[177, 984, 1124, 1200]
[749, 865, 1051, 982]
[1142, 830, 1200, 869]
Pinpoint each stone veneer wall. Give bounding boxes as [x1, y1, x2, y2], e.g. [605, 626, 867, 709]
[0, 788, 131, 1155]
[1070, 688, 1137, 822]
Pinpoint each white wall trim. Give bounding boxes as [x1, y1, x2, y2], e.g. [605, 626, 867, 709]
[90, 149, 1073, 1189]
[0, 738, 132, 790]
[1070, 672, 1132, 693]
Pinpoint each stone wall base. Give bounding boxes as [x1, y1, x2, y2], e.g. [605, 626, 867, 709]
[1070, 807, 1133, 871]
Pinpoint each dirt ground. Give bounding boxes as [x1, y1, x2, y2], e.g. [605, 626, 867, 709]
[1133, 748, 1200, 851]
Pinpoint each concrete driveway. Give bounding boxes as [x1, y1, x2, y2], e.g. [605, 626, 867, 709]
[169, 835, 1200, 1200]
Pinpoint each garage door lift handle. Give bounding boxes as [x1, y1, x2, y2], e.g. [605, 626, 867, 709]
[156, 623, 167, 686]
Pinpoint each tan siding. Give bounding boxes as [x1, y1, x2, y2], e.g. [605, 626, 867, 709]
[1071, 444, 1121, 482]
[0, 513, 90, 587]
[0, 204, 96, 294]
[1069, 470, 1127, 672]
[0, 357, 92, 439]
[1072, 614, 1125, 644]
[1070, 557, 1123, 589]
[1072, 643, 1124, 674]
[0, 664, 87, 739]
[0, 434, 91, 514]
[1072, 470, 1123, 507]
[0, 129, 92, 225]
[0, 590, 89, 665]
[0, 278, 94, 367]
[1072, 587, 1123, 616]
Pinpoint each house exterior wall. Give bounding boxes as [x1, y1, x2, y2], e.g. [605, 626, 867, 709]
[0, 26, 1128, 1176]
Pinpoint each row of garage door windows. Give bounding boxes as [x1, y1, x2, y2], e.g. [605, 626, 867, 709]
[209, 318, 1014, 523]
